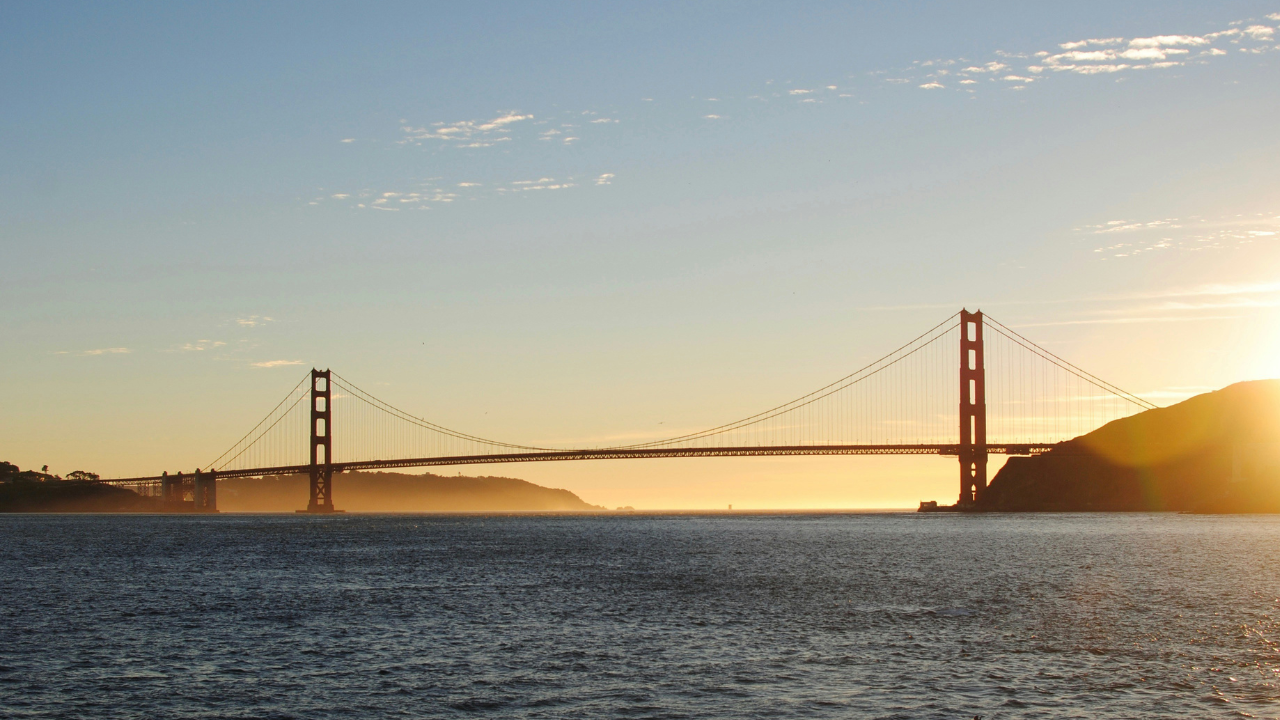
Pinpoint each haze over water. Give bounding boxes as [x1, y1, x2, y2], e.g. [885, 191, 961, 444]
[3, 512, 1278, 718]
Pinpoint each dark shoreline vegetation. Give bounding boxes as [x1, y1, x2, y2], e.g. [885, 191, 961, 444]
[0, 462, 158, 512]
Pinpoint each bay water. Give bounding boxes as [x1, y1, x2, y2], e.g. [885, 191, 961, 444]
[2, 512, 1278, 718]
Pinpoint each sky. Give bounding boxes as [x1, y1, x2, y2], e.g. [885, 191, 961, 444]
[4, 1, 1280, 509]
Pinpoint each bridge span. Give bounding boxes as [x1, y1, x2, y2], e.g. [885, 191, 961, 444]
[105, 310, 1154, 512]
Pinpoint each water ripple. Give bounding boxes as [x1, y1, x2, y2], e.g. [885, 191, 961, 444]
[3, 513, 1280, 718]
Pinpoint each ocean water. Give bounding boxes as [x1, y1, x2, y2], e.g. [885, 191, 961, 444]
[2, 512, 1279, 719]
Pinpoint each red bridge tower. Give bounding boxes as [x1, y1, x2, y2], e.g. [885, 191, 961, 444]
[958, 309, 987, 506]
[306, 368, 337, 513]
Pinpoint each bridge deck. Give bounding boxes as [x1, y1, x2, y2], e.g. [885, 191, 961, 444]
[106, 443, 1057, 485]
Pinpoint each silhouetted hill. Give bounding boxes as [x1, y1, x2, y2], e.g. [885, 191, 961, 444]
[0, 479, 158, 512]
[219, 471, 604, 512]
[980, 380, 1280, 512]
[0, 461, 157, 512]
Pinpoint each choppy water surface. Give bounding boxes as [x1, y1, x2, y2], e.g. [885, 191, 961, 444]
[3, 513, 1280, 718]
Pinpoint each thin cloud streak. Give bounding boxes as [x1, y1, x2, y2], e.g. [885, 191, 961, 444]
[1125, 282, 1280, 299]
[401, 112, 534, 148]
[901, 13, 1279, 93]
[862, 280, 1280, 315]
[1010, 315, 1242, 328]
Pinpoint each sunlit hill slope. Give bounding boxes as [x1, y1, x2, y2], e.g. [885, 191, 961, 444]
[981, 380, 1280, 512]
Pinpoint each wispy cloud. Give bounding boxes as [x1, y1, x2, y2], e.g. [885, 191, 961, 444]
[251, 360, 304, 368]
[963, 61, 1009, 72]
[316, 9, 1279, 216]
[496, 177, 576, 192]
[1081, 212, 1280, 258]
[900, 14, 1280, 92]
[401, 112, 534, 148]
[1141, 297, 1280, 311]
[1011, 315, 1242, 328]
[81, 347, 131, 356]
[178, 340, 226, 352]
[999, 280, 1280, 334]
[315, 172, 610, 210]
[1127, 34, 1209, 48]
[1164, 282, 1280, 298]
[237, 315, 274, 327]
[1059, 38, 1124, 50]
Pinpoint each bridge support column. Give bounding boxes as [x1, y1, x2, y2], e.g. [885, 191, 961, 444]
[193, 469, 217, 513]
[959, 309, 987, 506]
[162, 470, 193, 512]
[305, 368, 337, 513]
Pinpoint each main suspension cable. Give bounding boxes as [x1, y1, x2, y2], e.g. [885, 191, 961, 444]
[983, 314, 1156, 410]
[205, 372, 311, 470]
[615, 313, 961, 449]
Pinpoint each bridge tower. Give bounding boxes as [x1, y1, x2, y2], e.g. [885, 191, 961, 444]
[958, 309, 987, 506]
[306, 368, 336, 513]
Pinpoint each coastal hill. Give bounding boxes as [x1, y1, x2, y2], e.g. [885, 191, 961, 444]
[0, 462, 159, 512]
[0, 463, 603, 513]
[219, 471, 604, 512]
[979, 380, 1280, 512]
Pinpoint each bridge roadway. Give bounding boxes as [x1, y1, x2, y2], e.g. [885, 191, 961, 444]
[107, 443, 1058, 486]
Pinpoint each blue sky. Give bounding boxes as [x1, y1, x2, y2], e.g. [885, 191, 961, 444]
[4, 2, 1280, 507]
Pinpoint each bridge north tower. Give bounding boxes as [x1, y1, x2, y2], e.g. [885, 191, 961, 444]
[306, 368, 336, 513]
[958, 309, 987, 506]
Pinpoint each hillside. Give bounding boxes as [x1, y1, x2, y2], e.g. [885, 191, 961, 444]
[218, 471, 604, 512]
[0, 479, 159, 512]
[980, 380, 1280, 512]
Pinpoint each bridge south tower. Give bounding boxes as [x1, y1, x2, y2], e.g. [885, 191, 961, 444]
[958, 309, 988, 506]
[306, 368, 336, 513]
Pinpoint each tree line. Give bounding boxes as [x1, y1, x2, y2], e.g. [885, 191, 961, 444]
[0, 462, 99, 483]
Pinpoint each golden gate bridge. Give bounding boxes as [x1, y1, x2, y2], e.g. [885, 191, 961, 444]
[106, 310, 1157, 512]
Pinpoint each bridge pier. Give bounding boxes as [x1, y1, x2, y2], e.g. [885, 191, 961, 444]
[160, 470, 198, 512]
[165, 470, 192, 511]
[304, 368, 338, 513]
[161, 471, 176, 506]
[193, 469, 217, 513]
[958, 309, 988, 506]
